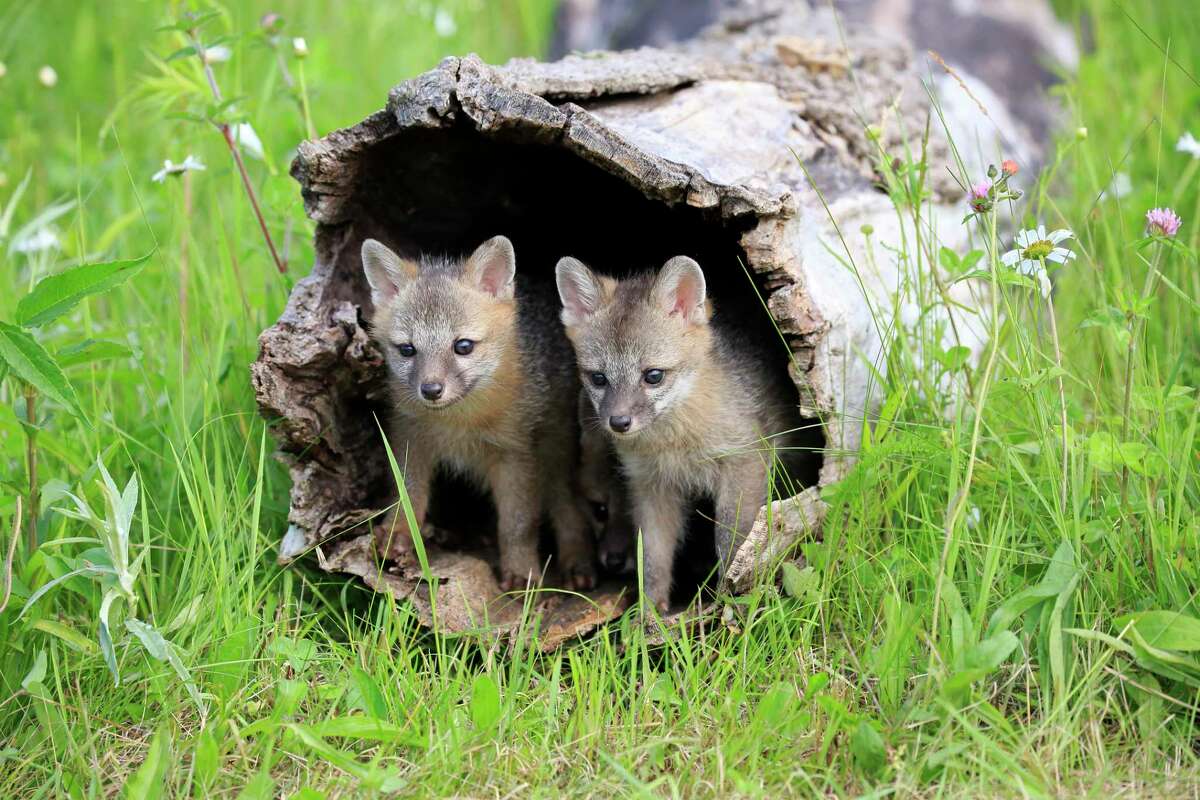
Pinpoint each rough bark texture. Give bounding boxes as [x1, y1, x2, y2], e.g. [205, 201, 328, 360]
[252, 0, 1072, 646]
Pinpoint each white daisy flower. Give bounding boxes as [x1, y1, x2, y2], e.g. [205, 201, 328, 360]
[293, 37, 309, 59]
[1000, 225, 1075, 298]
[1177, 132, 1200, 159]
[151, 154, 206, 183]
[38, 65, 58, 87]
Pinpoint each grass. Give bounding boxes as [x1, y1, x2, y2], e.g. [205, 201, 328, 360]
[1, 0, 1199, 796]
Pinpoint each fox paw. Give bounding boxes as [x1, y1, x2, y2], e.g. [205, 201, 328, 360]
[498, 570, 535, 593]
[565, 564, 597, 592]
[372, 522, 416, 567]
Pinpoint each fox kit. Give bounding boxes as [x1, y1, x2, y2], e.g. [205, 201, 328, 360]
[577, 390, 636, 576]
[556, 255, 796, 610]
[362, 236, 595, 590]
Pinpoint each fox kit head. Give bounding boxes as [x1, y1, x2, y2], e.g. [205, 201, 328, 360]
[556, 255, 712, 438]
[362, 236, 518, 411]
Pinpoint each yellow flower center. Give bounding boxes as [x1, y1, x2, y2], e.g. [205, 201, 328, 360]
[1021, 240, 1053, 260]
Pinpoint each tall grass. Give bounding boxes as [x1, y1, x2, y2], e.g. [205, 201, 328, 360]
[1, 0, 1198, 796]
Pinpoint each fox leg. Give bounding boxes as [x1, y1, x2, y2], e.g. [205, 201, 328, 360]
[713, 455, 769, 578]
[489, 456, 543, 591]
[373, 438, 433, 565]
[631, 482, 687, 613]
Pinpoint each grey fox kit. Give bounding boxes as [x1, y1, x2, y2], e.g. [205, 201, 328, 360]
[556, 255, 796, 610]
[577, 389, 636, 576]
[361, 236, 596, 590]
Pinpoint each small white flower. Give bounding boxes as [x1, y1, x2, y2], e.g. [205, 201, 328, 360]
[1177, 132, 1200, 159]
[38, 65, 58, 87]
[201, 44, 232, 64]
[1000, 225, 1075, 298]
[233, 123, 264, 160]
[0, 62, 7, 80]
[1099, 171, 1131, 201]
[14, 227, 60, 254]
[434, 8, 457, 37]
[966, 506, 981, 529]
[151, 155, 206, 183]
[293, 37, 309, 58]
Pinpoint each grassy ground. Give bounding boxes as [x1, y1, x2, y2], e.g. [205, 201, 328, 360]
[1, 0, 1199, 796]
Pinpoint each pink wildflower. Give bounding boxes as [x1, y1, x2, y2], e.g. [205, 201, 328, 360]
[1145, 207, 1182, 238]
[968, 180, 992, 212]
[1001, 159, 1019, 176]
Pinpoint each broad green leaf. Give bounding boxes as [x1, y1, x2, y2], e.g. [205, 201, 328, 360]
[987, 540, 1077, 636]
[964, 631, 1020, 672]
[127, 617, 206, 715]
[21, 651, 47, 692]
[235, 772, 275, 800]
[470, 673, 501, 730]
[0, 322, 86, 421]
[350, 667, 388, 719]
[850, 720, 887, 779]
[270, 635, 318, 674]
[192, 730, 219, 789]
[57, 339, 136, 368]
[752, 683, 795, 730]
[16, 253, 151, 327]
[122, 726, 169, 800]
[32, 619, 99, 654]
[780, 562, 818, 600]
[1118, 611, 1200, 652]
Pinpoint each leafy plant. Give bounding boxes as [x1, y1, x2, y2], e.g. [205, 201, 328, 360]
[18, 458, 205, 716]
[0, 254, 149, 549]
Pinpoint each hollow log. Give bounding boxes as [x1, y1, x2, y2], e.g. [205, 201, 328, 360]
[252, 0, 1071, 645]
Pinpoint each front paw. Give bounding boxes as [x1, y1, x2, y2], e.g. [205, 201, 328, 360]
[372, 520, 416, 567]
[565, 562, 597, 591]
[499, 568, 537, 592]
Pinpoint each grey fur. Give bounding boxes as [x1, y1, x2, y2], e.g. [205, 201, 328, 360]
[365, 237, 596, 590]
[557, 256, 798, 609]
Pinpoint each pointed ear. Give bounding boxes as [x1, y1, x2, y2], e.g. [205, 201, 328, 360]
[651, 256, 708, 324]
[464, 235, 516, 299]
[361, 239, 417, 305]
[556, 257, 605, 328]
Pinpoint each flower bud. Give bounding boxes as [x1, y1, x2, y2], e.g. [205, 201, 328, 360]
[38, 65, 57, 87]
[293, 37, 309, 58]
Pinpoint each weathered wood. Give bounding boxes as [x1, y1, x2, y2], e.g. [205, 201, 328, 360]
[252, 0, 1071, 643]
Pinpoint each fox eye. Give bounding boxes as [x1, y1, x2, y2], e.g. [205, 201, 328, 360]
[453, 338, 475, 356]
[589, 372, 608, 388]
[397, 343, 416, 357]
[589, 501, 608, 522]
[643, 368, 665, 385]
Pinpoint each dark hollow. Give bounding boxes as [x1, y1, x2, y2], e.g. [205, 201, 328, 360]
[333, 117, 823, 595]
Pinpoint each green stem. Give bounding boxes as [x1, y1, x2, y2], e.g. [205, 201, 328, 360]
[1044, 285, 1069, 517]
[930, 207, 1002, 658]
[24, 386, 38, 553]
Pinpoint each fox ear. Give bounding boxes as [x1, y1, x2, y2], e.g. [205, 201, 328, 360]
[361, 239, 417, 305]
[464, 235, 516, 299]
[556, 257, 604, 328]
[652, 256, 708, 324]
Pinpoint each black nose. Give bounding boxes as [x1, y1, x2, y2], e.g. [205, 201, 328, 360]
[601, 549, 627, 571]
[420, 382, 444, 400]
[609, 415, 632, 433]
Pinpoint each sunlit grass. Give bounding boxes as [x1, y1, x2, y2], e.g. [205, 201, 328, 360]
[1, 0, 1199, 796]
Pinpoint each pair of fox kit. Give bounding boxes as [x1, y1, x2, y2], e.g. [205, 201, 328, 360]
[362, 235, 794, 610]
